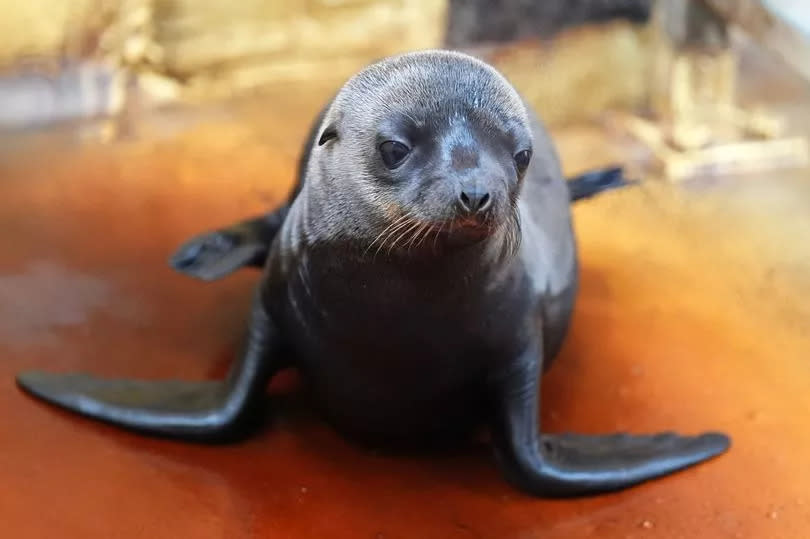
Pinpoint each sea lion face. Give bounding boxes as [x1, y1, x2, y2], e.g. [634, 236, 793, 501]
[317, 51, 533, 252]
[370, 101, 531, 244]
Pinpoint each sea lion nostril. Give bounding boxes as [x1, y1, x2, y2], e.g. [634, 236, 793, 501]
[458, 189, 491, 213]
[478, 193, 490, 210]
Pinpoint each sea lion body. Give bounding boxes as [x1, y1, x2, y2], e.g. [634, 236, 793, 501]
[17, 50, 729, 497]
[261, 55, 573, 442]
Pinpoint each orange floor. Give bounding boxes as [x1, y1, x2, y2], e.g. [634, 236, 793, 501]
[1, 85, 810, 538]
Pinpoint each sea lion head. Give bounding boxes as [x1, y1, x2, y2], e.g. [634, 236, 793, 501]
[313, 50, 533, 254]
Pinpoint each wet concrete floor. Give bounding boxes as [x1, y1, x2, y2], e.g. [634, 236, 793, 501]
[1, 82, 810, 537]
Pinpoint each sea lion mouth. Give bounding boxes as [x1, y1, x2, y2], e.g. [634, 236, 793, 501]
[454, 217, 490, 230]
[450, 219, 490, 237]
[451, 208, 500, 230]
[442, 214, 499, 245]
[363, 210, 504, 258]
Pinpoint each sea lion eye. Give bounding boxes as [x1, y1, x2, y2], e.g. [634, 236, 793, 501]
[514, 149, 532, 175]
[379, 140, 411, 169]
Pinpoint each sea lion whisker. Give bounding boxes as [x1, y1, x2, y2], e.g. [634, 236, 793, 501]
[507, 209, 522, 258]
[432, 220, 446, 252]
[404, 222, 423, 252]
[396, 220, 422, 253]
[374, 216, 416, 259]
[387, 219, 421, 256]
[365, 214, 409, 257]
[413, 222, 435, 250]
[406, 221, 430, 252]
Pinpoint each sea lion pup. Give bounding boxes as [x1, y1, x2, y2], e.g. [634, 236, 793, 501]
[16, 50, 729, 497]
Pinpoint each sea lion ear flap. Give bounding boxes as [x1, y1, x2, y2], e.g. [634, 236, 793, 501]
[318, 123, 338, 146]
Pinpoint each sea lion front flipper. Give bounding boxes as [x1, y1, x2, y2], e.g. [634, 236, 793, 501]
[169, 207, 289, 281]
[566, 166, 638, 202]
[489, 343, 731, 497]
[16, 297, 281, 442]
[170, 232, 267, 281]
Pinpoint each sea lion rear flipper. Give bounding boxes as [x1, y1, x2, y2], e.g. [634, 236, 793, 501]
[490, 344, 731, 497]
[16, 299, 281, 442]
[567, 166, 637, 202]
[169, 207, 289, 281]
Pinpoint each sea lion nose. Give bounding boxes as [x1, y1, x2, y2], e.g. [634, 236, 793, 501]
[458, 188, 491, 214]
